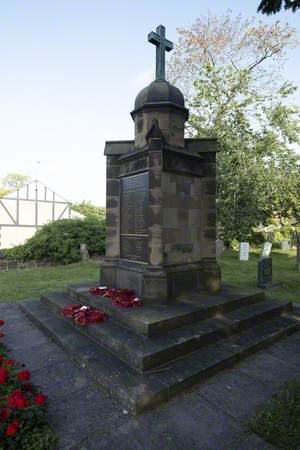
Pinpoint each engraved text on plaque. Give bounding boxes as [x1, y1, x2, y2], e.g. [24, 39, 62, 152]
[120, 173, 148, 262]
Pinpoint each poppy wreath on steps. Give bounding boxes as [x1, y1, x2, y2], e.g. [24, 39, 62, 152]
[89, 287, 142, 308]
[62, 304, 107, 326]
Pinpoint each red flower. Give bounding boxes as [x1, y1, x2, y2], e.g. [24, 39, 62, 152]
[89, 287, 108, 296]
[5, 359, 14, 366]
[18, 370, 30, 381]
[0, 408, 10, 422]
[62, 304, 83, 318]
[89, 309, 107, 323]
[34, 393, 47, 406]
[7, 390, 28, 409]
[89, 286, 142, 308]
[73, 311, 88, 326]
[0, 332, 4, 338]
[5, 420, 20, 436]
[0, 320, 4, 326]
[0, 367, 8, 384]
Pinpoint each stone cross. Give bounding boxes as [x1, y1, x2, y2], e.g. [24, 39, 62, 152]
[148, 25, 173, 80]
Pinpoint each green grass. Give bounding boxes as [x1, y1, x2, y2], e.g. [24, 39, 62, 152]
[250, 382, 300, 450]
[0, 248, 299, 303]
[220, 248, 300, 304]
[0, 261, 99, 302]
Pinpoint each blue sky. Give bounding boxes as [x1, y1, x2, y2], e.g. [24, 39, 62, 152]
[1, 0, 299, 206]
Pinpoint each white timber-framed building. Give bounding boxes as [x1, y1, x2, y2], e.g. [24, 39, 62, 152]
[0, 180, 83, 249]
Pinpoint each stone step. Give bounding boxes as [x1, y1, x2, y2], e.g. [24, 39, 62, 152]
[19, 299, 299, 414]
[66, 284, 266, 337]
[40, 291, 293, 372]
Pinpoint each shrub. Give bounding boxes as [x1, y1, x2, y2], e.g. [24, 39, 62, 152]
[2, 217, 105, 264]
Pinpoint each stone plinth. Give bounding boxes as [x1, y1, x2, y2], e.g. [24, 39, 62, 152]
[101, 137, 221, 304]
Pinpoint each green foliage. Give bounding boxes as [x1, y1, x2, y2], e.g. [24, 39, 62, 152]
[72, 201, 106, 219]
[2, 173, 30, 191]
[258, 0, 300, 15]
[189, 63, 300, 243]
[2, 217, 105, 264]
[0, 187, 11, 198]
[169, 15, 300, 244]
[250, 382, 300, 449]
[19, 426, 58, 450]
[0, 173, 31, 198]
[1, 246, 25, 261]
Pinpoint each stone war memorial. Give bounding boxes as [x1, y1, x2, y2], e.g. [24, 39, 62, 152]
[20, 25, 300, 414]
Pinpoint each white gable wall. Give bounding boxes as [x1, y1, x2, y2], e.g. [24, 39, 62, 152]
[0, 181, 84, 249]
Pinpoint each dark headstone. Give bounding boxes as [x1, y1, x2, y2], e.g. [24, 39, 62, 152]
[0, 261, 8, 272]
[258, 257, 272, 288]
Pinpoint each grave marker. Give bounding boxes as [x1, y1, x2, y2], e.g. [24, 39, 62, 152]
[80, 244, 90, 263]
[261, 242, 272, 259]
[216, 239, 224, 258]
[239, 242, 249, 261]
[258, 257, 272, 288]
[281, 240, 291, 251]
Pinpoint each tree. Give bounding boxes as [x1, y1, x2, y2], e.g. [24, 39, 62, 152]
[72, 201, 106, 219]
[258, 0, 300, 15]
[168, 12, 300, 243]
[2, 173, 30, 191]
[0, 187, 11, 198]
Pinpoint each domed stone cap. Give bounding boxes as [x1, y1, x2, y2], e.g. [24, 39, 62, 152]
[131, 80, 189, 119]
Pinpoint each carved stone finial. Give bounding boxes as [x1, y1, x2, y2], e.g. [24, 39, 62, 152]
[145, 119, 165, 143]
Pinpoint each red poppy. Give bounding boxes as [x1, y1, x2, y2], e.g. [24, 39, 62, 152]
[0, 320, 4, 326]
[5, 359, 14, 366]
[0, 332, 4, 338]
[89, 286, 142, 308]
[34, 393, 47, 406]
[62, 304, 83, 318]
[7, 390, 28, 409]
[18, 370, 30, 381]
[74, 311, 88, 326]
[0, 367, 8, 384]
[5, 420, 20, 436]
[0, 408, 10, 422]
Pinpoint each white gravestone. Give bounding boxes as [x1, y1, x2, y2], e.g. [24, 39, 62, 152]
[80, 243, 90, 263]
[239, 242, 249, 261]
[281, 240, 291, 251]
[261, 242, 272, 259]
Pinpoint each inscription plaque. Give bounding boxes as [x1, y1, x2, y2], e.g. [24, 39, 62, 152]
[120, 173, 148, 262]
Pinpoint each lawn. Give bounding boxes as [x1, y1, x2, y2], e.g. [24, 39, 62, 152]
[250, 381, 300, 449]
[0, 248, 299, 303]
[219, 248, 300, 304]
[0, 261, 99, 302]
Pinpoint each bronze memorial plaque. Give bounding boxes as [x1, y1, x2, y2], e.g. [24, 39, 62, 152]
[120, 172, 148, 262]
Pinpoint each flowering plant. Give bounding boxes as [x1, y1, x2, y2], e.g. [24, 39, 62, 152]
[62, 304, 107, 326]
[0, 321, 57, 449]
[89, 287, 142, 308]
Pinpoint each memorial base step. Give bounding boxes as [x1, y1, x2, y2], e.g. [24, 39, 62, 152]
[19, 283, 300, 413]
